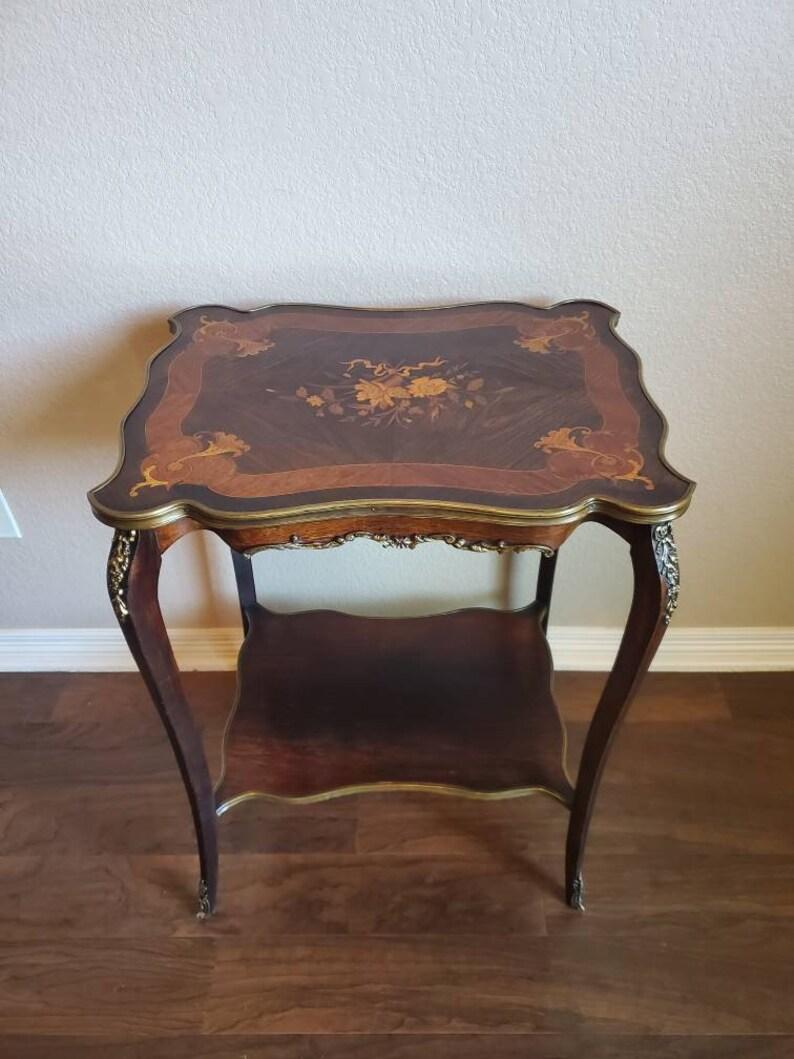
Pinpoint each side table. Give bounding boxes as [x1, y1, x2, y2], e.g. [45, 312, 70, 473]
[89, 300, 694, 917]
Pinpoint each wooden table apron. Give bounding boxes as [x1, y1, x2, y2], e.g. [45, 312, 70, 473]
[92, 301, 692, 917]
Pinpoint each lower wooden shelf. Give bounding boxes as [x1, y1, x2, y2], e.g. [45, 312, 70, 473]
[214, 603, 573, 812]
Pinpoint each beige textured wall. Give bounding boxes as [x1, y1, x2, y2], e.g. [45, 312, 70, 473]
[1, 1, 793, 632]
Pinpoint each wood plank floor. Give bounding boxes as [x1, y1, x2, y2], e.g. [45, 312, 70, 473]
[0, 670, 792, 1057]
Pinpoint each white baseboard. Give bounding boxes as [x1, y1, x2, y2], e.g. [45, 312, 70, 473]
[0, 624, 792, 673]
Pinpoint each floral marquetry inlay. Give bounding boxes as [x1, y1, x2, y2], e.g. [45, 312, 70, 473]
[88, 301, 694, 530]
[294, 356, 505, 428]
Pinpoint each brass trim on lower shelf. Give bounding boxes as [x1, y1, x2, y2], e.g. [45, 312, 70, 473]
[212, 601, 575, 817]
[215, 779, 574, 816]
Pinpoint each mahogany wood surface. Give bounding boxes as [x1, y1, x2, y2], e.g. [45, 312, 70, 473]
[0, 671, 792, 1055]
[90, 300, 694, 917]
[88, 301, 693, 530]
[215, 602, 572, 809]
[565, 519, 668, 906]
[112, 530, 218, 913]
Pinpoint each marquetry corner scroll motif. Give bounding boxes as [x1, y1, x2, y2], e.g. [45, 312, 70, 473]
[251, 533, 556, 557]
[130, 431, 251, 497]
[652, 522, 680, 625]
[534, 427, 653, 490]
[514, 310, 596, 354]
[294, 356, 506, 428]
[195, 315, 275, 357]
[107, 529, 138, 621]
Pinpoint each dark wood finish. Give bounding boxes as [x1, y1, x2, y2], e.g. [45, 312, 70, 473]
[88, 301, 693, 530]
[217, 514, 576, 553]
[231, 549, 257, 635]
[215, 603, 572, 808]
[1, 671, 793, 1052]
[565, 520, 670, 907]
[87, 299, 694, 917]
[108, 529, 219, 915]
[534, 551, 558, 632]
[6, 1038, 794, 1059]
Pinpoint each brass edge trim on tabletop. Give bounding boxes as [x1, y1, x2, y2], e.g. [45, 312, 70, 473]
[87, 299, 695, 531]
[214, 781, 573, 814]
[88, 484, 695, 532]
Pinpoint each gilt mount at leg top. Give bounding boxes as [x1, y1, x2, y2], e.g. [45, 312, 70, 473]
[107, 529, 139, 622]
[651, 522, 680, 625]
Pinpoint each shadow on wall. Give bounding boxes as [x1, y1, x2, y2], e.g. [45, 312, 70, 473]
[17, 309, 225, 627]
[22, 312, 171, 456]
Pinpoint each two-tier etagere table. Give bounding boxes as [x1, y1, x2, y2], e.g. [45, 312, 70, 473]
[89, 300, 693, 917]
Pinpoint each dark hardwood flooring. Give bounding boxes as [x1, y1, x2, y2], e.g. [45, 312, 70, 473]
[0, 669, 792, 1056]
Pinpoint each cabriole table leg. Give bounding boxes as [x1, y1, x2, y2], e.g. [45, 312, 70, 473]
[535, 551, 559, 633]
[565, 521, 679, 910]
[231, 549, 257, 637]
[107, 528, 219, 917]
